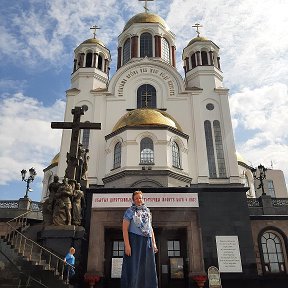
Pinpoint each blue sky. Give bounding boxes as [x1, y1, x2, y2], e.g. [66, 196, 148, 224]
[1, 0, 288, 201]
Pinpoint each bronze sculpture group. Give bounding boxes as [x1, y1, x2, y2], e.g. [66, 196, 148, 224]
[43, 176, 85, 226]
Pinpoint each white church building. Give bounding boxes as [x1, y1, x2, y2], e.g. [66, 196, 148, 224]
[40, 8, 288, 288]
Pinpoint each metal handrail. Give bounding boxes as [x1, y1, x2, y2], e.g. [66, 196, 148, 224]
[0, 243, 48, 288]
[5, 209, 74, 282]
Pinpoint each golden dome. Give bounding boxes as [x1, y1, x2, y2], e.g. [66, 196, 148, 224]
[81, 38, 106, 48]
[187, 36, 208, 46]
[51, 152, 60, 165]
[236, 152, 247, 164]
[112, 108, 182, 132]
[123, 12, 169, 31]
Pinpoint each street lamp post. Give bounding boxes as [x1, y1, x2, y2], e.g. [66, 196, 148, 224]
[21, 167, 37, 198]
[251, 164, 267, 196]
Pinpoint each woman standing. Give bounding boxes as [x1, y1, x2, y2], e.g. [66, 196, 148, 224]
[121, 191, 158, 288]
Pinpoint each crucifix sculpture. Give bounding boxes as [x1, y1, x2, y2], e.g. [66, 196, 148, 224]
[51, 106, 101, 181]
[139, 0, 154, 13]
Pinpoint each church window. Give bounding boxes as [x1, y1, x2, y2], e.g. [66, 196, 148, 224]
[82, 128, 90, 150]
[137, 84, 156, 108]
[267, 180, 276, 197]
[78, 53, 84, 68]
[261, 232, 286, 273]
[201, 51, 208, 65]
[73, 59, 77, 72]
[97, 54, 103, 70]
[113, 142, 121, 169]
[161, 38, 170, 63]
[204, 120, 217, 178]
[168, 240, 181, 257]
[217, 56, 221, 70]
[123, 38, 131, 64]
[140, 33, 153, 57]
[112, 240, 124, 257]
[85, 52, 93, 67]
[172, 141, 181, 169]
[191, 53, 196, 69]
[206, 103, 214, 111]
[140, 137, 154, 164]
[213, 120, 227, 177]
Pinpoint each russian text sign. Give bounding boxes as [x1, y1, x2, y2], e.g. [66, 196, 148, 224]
[92, 193, 198, 208]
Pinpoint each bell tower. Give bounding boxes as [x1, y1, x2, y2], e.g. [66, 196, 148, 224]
[71, 25, 111, 92]
[183, 24, 240, 184]
[182, 24, 223, 91]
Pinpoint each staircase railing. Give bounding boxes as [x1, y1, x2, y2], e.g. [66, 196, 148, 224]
[5, 210, 74, 282]
[0, 246, 48, 288]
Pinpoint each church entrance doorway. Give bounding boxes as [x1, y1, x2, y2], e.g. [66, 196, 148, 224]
[104, 227, 188, 288]
[155, 228, 188, 288]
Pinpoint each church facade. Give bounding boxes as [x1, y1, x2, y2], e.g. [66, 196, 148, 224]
[42, 9, 288, 288]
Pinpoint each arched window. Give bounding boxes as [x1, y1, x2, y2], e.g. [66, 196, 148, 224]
[137, 84, 156, 108]
[97, 55, 103, 70]
[191, 53, 196, 69]
[78, 53, 84, 68]
[140, 33, 153, 57]
[161, 38, 170, 63]
[204, 120, 217, 178]
[82, 128, 90, 149]
[123, 38, 131, 65]
[86, 52, 93, 67]
[172, 141, 181, 168]
[267, 180, 276, 197]
[201, 51, 208, 65]
[261, 232, 286, 273]
[140, 138, 154, 164]
[113, 142, 121, 169]
[213, 120, 227, 177]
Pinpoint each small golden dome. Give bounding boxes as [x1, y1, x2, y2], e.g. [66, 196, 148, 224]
[112, 108, 182, 132]
[236, 152, 247, 164]
[123, 12, 169, 31]
[81, 38, 106, 48]
[51, 152, 60, 165]
[187, 36, 208, 46]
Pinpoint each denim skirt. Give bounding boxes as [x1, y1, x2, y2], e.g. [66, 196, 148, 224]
[121, 232, 158, 288]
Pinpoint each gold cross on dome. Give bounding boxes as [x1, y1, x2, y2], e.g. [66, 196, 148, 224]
[139, 0, 154, 13]
[90, 25, 101, 39]
[192, 23, 203, 37]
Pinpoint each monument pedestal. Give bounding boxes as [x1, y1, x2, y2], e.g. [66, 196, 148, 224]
[18, 197, 32, 210]
[38, 225, 85, 260]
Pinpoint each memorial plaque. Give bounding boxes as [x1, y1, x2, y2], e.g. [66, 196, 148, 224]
[216, 236, 242, 273]
[111, 257, 123, 278]
[208, 266, 222, 288]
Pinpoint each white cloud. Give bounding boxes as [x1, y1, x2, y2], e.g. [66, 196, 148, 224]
[0, 79, 27, 92]
[165, 0, 288, 89]
[230, 83, 288, 184]
[230, 83, 288, 138]
[0, 93, 65, 185]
